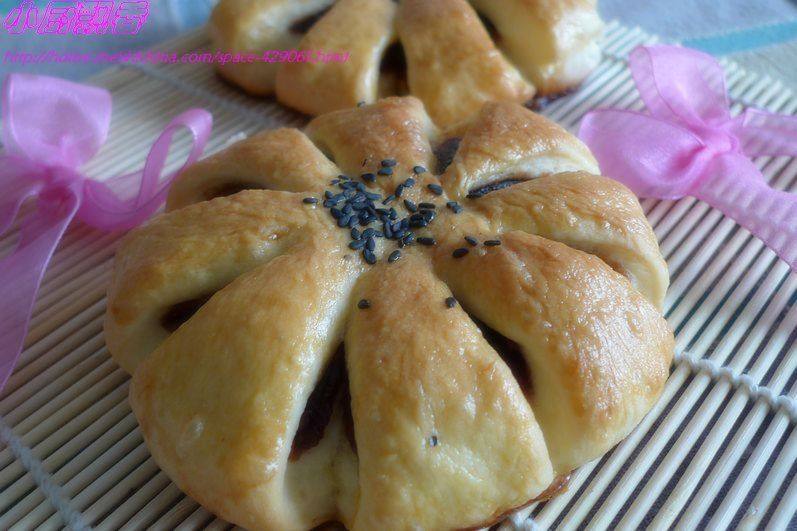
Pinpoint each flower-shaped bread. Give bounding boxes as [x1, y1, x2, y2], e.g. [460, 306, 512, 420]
[106, 97, 674, 530]
[210, 0, 603, 126]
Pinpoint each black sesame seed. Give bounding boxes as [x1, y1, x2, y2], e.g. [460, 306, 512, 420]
[381, 158, 397, 167]
[427, 183, 443, 195]
[358, 299, 371, 309]
[404, 199, 418, 213]
[363, 228, 375, 239]
[361, 172, 376, 183]
[413, 165, 427, 174]
[445, 296, 457, 308]
[409, 215, 428, 228]
[337, 216, 350, 227]
[446, 201, 463, 213]
[388, 250, 401, 263]
[366, 237, 376, 251]
[365, 192, 381, 200]
[429, 434, 439, 447]
[363, 249, 377, 265]
[382, 194, 396, 205]
[418, 202, 436, 210]
[452, 248, 469, 258]
[403, 233, 415, 245]
[325, 190, 334, 199]
[404, 177, 416, 188]
[465, 236, 478, 246]
[349, 240, 366, 250]
[394, 184, 404, 198]
[303, 197, 318, 204]
[418, 237, 436, 246]
[484, 240, 501, 247]
[338, 174, 350, 180]
[350, 227, 361, 240]
[422, 210, 436, 221]
[378, 167, 393, 176]
[330, 179, 340, 185]
[330, 207, 342, 219]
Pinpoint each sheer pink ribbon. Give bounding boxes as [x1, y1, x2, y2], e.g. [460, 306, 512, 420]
[579, 45, 797, 272]
[0, 73, 212, 391]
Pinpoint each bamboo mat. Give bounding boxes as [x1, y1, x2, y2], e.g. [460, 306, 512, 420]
[1, 21, 797, 530]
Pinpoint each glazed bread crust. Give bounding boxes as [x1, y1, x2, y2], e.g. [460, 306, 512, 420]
[469, 0, 603, 94]
[210, 0, 603, 126]
[276, 0, 397, 115]
[211, 0, 335, 95]
[107, 97, 673, 530]
[395, 0, 535, 128]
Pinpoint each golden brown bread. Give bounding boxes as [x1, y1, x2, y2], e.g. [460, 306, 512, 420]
[166, 128, 337, 210]
[106, 97, 673, 530]
[276, 0, 397, 115]
[395, 0, 535, 128]
[211, 0, 336, 95]
[469, 0, 603, 94]
[211, 0, 603, 126]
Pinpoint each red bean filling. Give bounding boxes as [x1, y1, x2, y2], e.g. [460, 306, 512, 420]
[466, 178, 526, 199]
[525, 88, 575, 112]
[310, 523, 347, 531]
[473, 318, 532, 397]
[379, 41, 409, 96]
[204, 181, 265, 201]
[434, 137, 461, 174]
[290, 6, 333, 34]
[160, 294, 213, 332]
[476, 11, 500, 43]
[291, 345, 354, 460]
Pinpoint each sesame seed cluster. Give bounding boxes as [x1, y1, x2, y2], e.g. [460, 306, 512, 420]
[302, 157, 504, 310]
[303, 159, 485, 267]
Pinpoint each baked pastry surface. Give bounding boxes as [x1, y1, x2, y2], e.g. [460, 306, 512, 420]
[106, 97, 673, 530]
[211, 0, 603, 126]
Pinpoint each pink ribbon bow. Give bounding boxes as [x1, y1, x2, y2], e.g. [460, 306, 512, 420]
[579, 45, 797, 272]
[0, 73, 212, 391]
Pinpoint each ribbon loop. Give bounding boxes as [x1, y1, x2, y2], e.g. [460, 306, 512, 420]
[579, 45, 797, 274]
[629, 45, 730, 129]
[2, 74, 111, 168]
[696, 153, 797, 270]
[731, 108, 797, 158]
[79, 108, 212, 231]
[0, 73, 212, 391]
